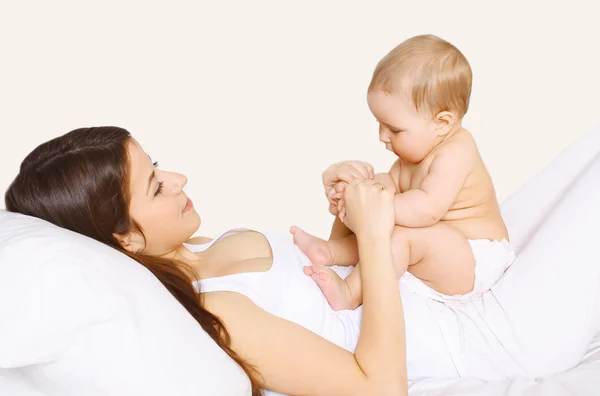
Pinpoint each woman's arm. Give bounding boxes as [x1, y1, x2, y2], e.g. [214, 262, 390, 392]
[204, 240, 406, 395]
[204, 287, 401, 395]
[354, 233, 406, 392]
[206, 179, 407, 396]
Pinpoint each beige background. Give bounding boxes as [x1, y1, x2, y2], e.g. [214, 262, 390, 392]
[1, 1, 599, 238]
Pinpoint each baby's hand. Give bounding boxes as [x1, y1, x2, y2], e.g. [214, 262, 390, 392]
[322, 161, 374, 191]
[323, 161, 374, 214]
[327, 181, 348, 215]
[337, 198, 347, 222]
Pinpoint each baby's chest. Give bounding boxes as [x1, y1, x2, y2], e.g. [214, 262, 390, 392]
[397, 162, 431, 192]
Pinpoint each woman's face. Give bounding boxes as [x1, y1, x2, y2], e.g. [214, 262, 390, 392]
[124, 140, 200, 256]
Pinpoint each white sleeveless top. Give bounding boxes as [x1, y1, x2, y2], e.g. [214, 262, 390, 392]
[187, 228, 361, 351]
[186, 228, 532, 385]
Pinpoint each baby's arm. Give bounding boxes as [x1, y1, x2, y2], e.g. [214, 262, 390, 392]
[394, 144, 471, 227]
[373, 172, 398, 193]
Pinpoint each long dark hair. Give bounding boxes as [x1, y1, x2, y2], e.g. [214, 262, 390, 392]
[5, 126, 261, 395]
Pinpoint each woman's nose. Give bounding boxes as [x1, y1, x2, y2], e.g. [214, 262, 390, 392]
[166, 172, 187, 195]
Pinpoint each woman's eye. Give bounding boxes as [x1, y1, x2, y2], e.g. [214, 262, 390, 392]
[154, 181, 164, 196]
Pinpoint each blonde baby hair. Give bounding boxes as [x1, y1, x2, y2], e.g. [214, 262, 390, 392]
[369, 34, 472, 118]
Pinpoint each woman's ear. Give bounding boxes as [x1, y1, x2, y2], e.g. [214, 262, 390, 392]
[112, 231, 145, 254]
[434, 111, 456, 137]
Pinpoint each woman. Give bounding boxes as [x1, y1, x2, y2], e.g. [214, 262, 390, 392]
[5, 126, 408, 396]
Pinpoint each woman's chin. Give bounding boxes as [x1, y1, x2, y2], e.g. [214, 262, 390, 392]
[189, 211, 201, 232]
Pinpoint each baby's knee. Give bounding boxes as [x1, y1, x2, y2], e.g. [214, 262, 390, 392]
[390, 227, 411, 274]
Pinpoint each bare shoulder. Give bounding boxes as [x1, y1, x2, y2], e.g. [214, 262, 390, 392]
[434, 129, 480, 166]
[185, 236, 213, 245]
[441, 128, 478, 153]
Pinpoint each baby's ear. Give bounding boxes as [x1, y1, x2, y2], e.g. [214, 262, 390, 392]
[434, 111, 455, 136]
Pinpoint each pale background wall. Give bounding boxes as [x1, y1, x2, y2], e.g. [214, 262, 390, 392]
[1, 1, 599, 238]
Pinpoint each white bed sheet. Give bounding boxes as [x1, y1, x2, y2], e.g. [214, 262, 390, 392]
[410, 334, 600, 395]
[408, 127, 600, 395]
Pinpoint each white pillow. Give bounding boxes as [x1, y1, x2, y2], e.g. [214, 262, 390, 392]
[0, 212, 251, 396]
[500, 127, 600, 254]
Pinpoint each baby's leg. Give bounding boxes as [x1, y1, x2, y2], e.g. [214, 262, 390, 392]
[341, 223, 475, 309]
[312, 226, 414, 311]
[304, 265, 357, 311]
[397, 222, 475, 295]
[305, 263, 365, 311]
[332, 258, 409, 311]
[290, 226, 359, 267]
[293, 217, 474, 309]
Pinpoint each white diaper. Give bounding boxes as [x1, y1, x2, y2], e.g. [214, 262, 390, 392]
[401, 239, 515, 304]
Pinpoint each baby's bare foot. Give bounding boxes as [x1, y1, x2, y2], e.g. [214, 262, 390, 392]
[290, 226, 334, 266]
[309, 266, 352, 311]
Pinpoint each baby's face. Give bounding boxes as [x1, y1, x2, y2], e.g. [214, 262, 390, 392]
[367, 90, 439, 163]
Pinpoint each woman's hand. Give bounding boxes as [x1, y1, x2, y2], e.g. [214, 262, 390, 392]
[340, 178, 395, 239]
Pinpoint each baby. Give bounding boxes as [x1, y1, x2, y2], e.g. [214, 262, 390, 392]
[292, 34, 513, 311]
